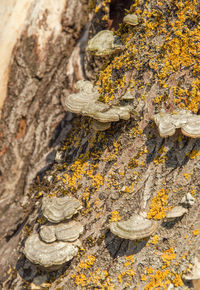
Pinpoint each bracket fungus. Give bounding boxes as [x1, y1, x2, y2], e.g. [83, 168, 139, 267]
[165, 206, 188, 221]
[109, 213, 158, 240]
[91, 120, 111, 131]
[86, 30, 124, 56]
[42, 196, 82, 223]
[23, 194, 84, 270]
[83, 104, 132, 123]
[62, 80, 99, 114]
[181, 121, 200, 138]
[153, 109, 200, 138]
[40, 221, 84, 243]
[23, 233, 80, 269]
[63, 80, 133, 126]
[123, 14, 138, 26]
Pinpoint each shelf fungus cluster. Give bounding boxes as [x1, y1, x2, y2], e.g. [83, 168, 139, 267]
[153, 109, 200, 138]
[109, 213, 158, 240]
[86, 30, 124, 56]
[23, 196, 83, 270]
[62, 80, 133, 130]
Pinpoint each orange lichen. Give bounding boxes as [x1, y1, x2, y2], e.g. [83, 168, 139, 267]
[103, 139, 121, 162]
[128, 126, 143, 138]
[172, 274, 184, 287]
[71, 259, 115, 288]
[153, 146, 168, 165]
[118, 269, 136, 284]
[141, 274, 148, 281]
[150, 235, 159, 244]
[71, 273, 87, 286]
[147, 188, 169, 219]
[78, 255, 96, 270]
[190, 187, 196, 195]
[186, 150, 199, 160]
[124, 255, 134, 267]
[144, 269, 171, 289]
[35, 192, 43, 199]
[161, 248, 177, 264]
[127, 147, 148, 168]
[192, 229, 199, 236]
[143, 268, 183, 289]
[109, 211, 121, 222]
[184, 172, 193, 181]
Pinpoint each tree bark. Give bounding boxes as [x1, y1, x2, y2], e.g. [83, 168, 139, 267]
[1, 0, 200, 289]
[0, 0, 88, 281]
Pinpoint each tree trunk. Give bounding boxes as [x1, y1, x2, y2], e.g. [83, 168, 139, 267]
[1, 0, 200, 289]
[0, 0, 88, 281]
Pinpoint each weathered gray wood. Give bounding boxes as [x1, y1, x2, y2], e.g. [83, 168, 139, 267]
[0, 0, 88, 280]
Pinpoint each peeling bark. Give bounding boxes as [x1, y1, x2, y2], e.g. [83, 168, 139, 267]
[0, 0, 88, 279]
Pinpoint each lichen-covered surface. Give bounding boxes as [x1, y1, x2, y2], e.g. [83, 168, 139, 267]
[2, 0, 200, 289]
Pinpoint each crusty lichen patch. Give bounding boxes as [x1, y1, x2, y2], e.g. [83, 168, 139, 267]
[71, 255, 115, 288]
[142, 269, 183, 289]
[16, 0, 200, 289]
[95, 0, 200, 113]
[147, 188, 169, 220]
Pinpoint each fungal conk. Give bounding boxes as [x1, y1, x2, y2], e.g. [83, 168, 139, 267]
[153, 109, 200, 138]
[42, 196, 82, 223]
[40, 221, 84, 243]
[165, 206, 188, 221]
[123, 14, 138, 26]
[91, 120, 111, 131]
[110, 213, 158, 240]
[86, 30, 124, 56]
[62, 80, 99, 114]
[23, 233, 80, 269]
[62, 80, 133, 126]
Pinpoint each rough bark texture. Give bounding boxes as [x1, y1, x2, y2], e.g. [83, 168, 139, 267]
[0, 0, 88, 281]
[1, 0, 200, 289]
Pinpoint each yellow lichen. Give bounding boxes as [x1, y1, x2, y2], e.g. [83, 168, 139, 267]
[150, 235, 159, 245]
[147, 188, 169, 219]
[141, 274, 148, 281]
[144, 269, 171, 289]
[192, 229, 199, 236]
[143, 267, 183, 289]
[124, 255, 134, 267]
[35, 191, 43, 199]
[153, 146, 168, 165]
[161, 248, 177, 264]
[184, 172, 193, 181]
[109, 211, 121, 222]
[103, 139, 121, 162]
[78, 255, 96, 270]
[118, 269, 135, 284]
[186, 150, 199, 159]
[172, 273, 184, 287]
